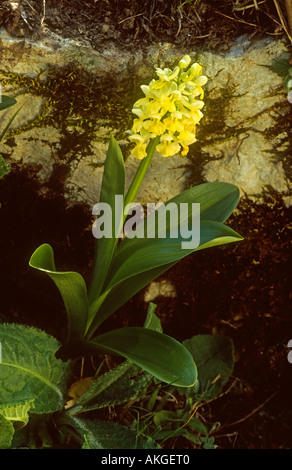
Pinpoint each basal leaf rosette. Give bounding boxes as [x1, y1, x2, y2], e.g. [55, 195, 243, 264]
[127, 55, 208, 159]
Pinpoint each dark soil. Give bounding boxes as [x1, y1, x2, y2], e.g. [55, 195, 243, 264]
[0, 0, 289, 50]
[0, 0, 292, 450]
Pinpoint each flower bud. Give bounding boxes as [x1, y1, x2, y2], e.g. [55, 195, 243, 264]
[179, 55, 192, 69]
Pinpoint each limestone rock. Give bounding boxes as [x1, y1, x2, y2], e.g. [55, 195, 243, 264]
[0, 28, 290, 209]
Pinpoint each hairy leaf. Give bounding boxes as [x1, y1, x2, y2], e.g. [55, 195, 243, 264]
[0, 324, 71, 413]
[70, 361, 152, 414]
[63, 415, 159, 449]
[0, 414, 14, 449]
[0, 400, 34, 428]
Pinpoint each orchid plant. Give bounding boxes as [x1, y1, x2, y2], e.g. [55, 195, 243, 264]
[27, 55, 243, 388]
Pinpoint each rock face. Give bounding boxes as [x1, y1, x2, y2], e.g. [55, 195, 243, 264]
[0, 28, 291, 208]
[200, 36, 291, 204]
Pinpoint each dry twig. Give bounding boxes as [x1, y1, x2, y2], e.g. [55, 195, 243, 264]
[273, 0, 292, 43]
[285, 0, 292, 34]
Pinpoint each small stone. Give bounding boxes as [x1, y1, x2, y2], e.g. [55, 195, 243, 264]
[101, 24, 110, 34]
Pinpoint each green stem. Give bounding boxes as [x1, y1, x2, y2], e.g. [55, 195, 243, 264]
[124, 136, 160, 215]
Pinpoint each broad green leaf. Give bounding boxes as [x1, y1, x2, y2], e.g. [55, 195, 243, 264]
[62, 415, 158, 449]
[87, 220, 242, 334]
[0, 414, 14, 449]
[0, 400, 34, 428]
[0, 324, 71, 413]
[87, 182, 242, 332]
[98, 181, 240, 291]
[121, 182, 240, 243]
[29, 243, 88, 340]
[0, 95, 17, 111]
[0, 155, 9, 180]
[58, 327, 197, 388]
[106, 220, 242, 289]
[88, 135, 125, 302]
[70, 361, 152, 414]
[183, 334, 234, 401]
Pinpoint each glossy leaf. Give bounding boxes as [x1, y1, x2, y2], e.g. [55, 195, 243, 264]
[58, 327, 197, 388]
[87, 182, 241, 331]
[88, 135, 125, 302]
[29, 243, 88, 340]
[87, 220, 242, 335]
[107, 220, 242, 288]
[121, 181, 240, 242]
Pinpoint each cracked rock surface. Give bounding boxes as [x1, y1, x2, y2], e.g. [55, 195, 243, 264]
[0, 29, 291, 208]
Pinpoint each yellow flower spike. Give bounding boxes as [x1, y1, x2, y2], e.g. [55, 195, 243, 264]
[128, 54, 207, 158]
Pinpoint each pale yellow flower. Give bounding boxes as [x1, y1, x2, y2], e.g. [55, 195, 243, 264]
[131, 142, 147, 159]
[128, 55, 207, 158]
[156, 140, 181, 158]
